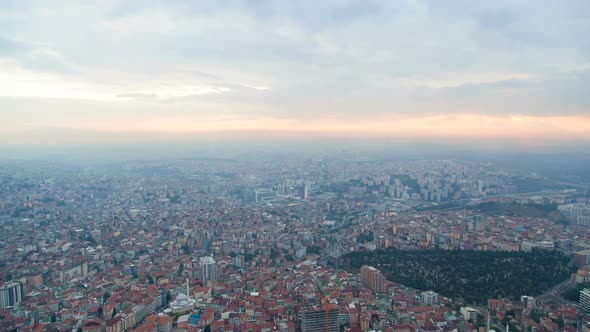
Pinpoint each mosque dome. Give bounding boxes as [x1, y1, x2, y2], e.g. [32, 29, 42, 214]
[175, 293, 189, 305]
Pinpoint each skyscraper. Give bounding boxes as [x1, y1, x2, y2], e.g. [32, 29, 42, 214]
[360, 265, 387, 294]
[0, 282, 23, 309]
[580, 288, 590, 313]
[200, 256, 217, 286]
[300, 307, 339, 332]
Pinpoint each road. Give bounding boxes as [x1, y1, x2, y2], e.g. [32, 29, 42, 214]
[537, 278, 578, 306]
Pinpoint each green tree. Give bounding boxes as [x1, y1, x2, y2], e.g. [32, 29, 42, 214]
[342, 248, 573, 304]
[270, 248, 279, 260]
[307, 245, 321, 255]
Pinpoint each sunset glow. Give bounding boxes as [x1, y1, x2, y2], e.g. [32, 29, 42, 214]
[50, 114, 590, 141]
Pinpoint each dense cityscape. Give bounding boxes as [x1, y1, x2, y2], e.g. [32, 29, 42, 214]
[3, 1, 590, 332]
[1, 157, 590, 332]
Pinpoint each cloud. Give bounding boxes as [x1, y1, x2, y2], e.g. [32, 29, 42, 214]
[0, 0, 590, 144]
[116, 93, 158, 101]
[0, 35, 74, 74]
[0, 36, 26, 55]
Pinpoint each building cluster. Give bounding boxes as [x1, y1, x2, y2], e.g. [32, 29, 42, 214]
[559, 205, 590, 226]
[0, 159, 588, 331]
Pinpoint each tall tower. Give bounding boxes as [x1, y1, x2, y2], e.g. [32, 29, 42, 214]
[200, 256, 217, 286]
[0, 282, 23, 309]
[301, 307, 339, 332]
[186, 278, 190, 298]
[580, 288, 590, 313]
[360, 265, 387, 293]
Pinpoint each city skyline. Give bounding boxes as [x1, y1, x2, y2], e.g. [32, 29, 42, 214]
[1, 1, 590, 146]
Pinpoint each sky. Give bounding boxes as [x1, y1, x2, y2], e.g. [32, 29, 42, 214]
[1, 0, 590, 147]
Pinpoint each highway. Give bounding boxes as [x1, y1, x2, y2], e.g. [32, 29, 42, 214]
[537, 278, 578, 307]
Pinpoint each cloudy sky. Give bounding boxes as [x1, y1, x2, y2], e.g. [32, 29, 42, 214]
[1, 0, 590, 145]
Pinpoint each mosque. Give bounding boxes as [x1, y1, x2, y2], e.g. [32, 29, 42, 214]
[165, 279, 197, 314]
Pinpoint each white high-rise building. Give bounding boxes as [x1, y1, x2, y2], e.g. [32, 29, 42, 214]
[580, 288, 590, 313]
[200, 256, 217, 286]
[559, 204, 590, 226]
[461, 307, 479, 323]
[0, 282, 23, 309]
[521, 295, 536, 309]
[421, 290, 439, 305]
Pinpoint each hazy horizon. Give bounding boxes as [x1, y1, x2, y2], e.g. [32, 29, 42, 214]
[2, 129, 590, 163]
